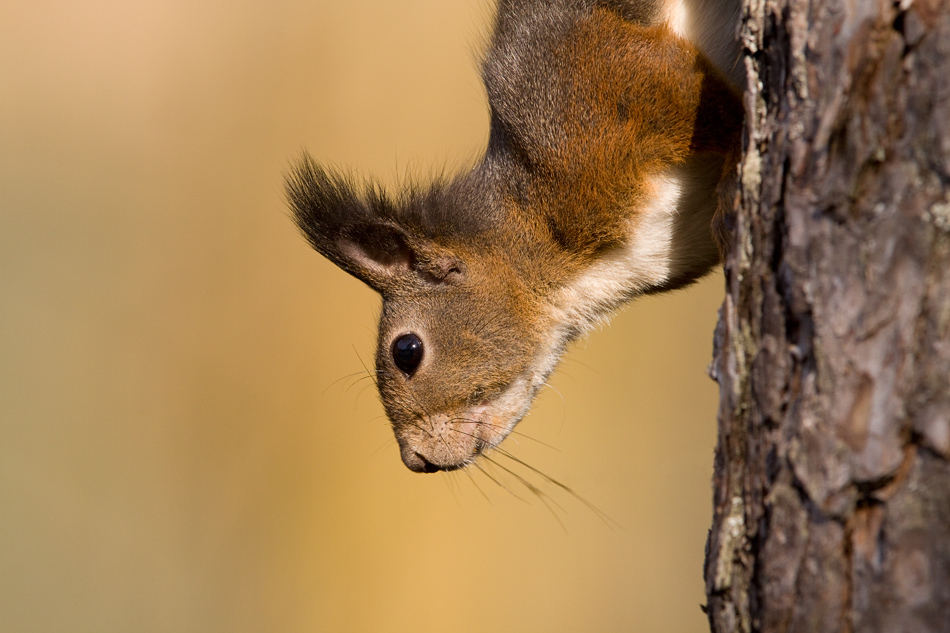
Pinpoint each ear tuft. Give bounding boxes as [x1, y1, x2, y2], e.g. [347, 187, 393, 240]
[285, 153, 412, 292]
[286, 152, 474, 293]
[285, 153, 365, 252]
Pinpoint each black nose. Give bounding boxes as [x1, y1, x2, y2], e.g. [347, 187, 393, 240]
[416, 453, 442, 473]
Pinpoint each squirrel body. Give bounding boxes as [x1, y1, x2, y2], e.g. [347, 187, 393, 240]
[288, 0, 743, 472]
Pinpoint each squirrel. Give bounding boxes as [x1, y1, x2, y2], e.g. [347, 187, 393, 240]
[287, 0, 743, 473]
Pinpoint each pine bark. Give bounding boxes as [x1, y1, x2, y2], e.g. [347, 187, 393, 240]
[704, 0, 950, 631]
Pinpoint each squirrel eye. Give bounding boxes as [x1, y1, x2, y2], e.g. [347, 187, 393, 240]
[391, 333, 424, 376]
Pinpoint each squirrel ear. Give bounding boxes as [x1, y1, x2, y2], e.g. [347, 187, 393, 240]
[286, 154, 417, 293]
[335, 221, 415, 291]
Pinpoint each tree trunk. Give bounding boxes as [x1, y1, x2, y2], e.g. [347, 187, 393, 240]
[704, 0, 950, 631]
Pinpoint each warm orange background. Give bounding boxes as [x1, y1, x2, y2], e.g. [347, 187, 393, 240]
[0, 1, 723, 631]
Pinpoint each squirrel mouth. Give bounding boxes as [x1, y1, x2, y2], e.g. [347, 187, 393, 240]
[394, 385, 531, 473]
[391, 376, 537, 473]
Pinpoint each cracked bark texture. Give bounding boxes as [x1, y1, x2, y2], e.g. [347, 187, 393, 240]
[704, 0, 950, 631]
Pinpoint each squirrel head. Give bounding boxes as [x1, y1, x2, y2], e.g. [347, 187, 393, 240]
[287, 159, 570, 472]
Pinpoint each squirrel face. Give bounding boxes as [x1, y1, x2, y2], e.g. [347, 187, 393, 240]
[285, 165, 565, 471]
[375, 255, 550, 472]
[288, 1, 743, 472]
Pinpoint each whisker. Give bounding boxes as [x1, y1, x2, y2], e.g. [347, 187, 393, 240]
[493, 448, 621, 529]
[560, 355, 600, 377]
[344, 374, 379, 394]
[442, 470, 462, 504]
[322, 369, 381, 395]
[481, 454, 567, 532]
[463, 468, 492, 504]
[541, 380, 565, 406]
[481, 454, 568, 514]
[508, 431, 562, 452]
[537, 381, 568, 435]
[353, 381, 378, 406]
[472, 461, 528, 503]
[443, 416, 562, 453]
[352, 345, 379, 387]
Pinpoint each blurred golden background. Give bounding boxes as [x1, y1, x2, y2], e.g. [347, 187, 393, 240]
[0, 1, 723, 631]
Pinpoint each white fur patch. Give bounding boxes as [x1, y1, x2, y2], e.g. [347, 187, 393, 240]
[491, 160, 721, 443]
[547, 173, 683, 336]
[665, 0, 690, 39]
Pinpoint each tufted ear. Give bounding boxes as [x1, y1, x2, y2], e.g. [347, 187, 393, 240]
[286, 153, 465, 293]
[332, 220, 416, 291]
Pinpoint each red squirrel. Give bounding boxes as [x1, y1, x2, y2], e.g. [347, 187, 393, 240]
[287, 0, 743, 472]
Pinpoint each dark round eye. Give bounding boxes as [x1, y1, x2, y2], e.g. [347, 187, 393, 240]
[391, 333, 424, 376]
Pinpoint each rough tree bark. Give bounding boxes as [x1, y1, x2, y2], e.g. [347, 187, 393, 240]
[704, 0, 950, 631]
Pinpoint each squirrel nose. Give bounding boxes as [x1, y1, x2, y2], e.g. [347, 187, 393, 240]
[415, 453, 442, 473]
[400, 447, 443, 472]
